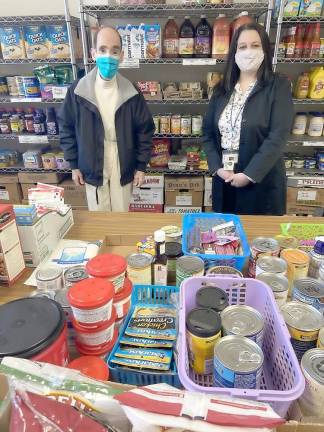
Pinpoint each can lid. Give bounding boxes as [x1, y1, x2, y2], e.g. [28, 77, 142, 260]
[196, 287, 229, 312]
[186, 307, 221, 337]
[256, 272, 288, 293]
[165, 242, 183, 258]
[301, 349, 324, 385]
[72, 307, 116, 333]
[221, 305, 264, 337]
[113, 277, 133, 302]
[36, 267, 62, 281]
[154, 230, 165, 243]
[68, 278, 114, 309]
[64, 265, 88, 282]
[314, 240, 324, 255]
[0, 298, 65, 358]
[127, 253, 153, 269]
[252, 237, 280, 253]
[294, 278, 324, 299]
[75, 329, 118, 356]
[281, 301, 323, 331]
[86, 254, 127, 278]
[178, 255, 204, 273]
[68, 356, 109, 381]
[281, 249, 310, 265]
[256, 256, 287, 273]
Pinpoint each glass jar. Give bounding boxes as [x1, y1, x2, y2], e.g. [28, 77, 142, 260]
[292, 112, 307, 135]
[10, 115, 21, 134]
[308, 112, 323, 137]
[0, 117, 11, 134]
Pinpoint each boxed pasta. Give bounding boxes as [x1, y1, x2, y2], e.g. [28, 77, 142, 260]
[24, 25, 50, 59]
[0, 26, 26, 60]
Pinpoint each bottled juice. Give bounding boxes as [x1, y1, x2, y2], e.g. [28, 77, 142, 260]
[310, 23, 321, 58]
[285, 26, 296, 58]
[294, 72, 310, 99]
[212, 14, 230, 60]
[231, 11, 254, 38]
[194, 15, 212, 58]
[163, 16, 179, 58]
[294, 24, 305, 58]
[179, 16, 195, 58]
[302, 24, 314, 58]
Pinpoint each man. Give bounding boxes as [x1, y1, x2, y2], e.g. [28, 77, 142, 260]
[58, 26, 155, 211]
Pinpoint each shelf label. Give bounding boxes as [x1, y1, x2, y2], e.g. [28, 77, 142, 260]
[297, 190, 317, 202]
[19, 135, 49, 144]
[303, 141, 324, 147]
[0, 190, 9, 201]
[120, 59, 140, 69]
[10, 97, 42, 102]
[286, 170, 295, 176]
[182, 58, 217, 66]
[52, 86, 68, 99]
[176, 195, 192, 206]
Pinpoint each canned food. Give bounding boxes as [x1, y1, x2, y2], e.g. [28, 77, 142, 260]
[320, 262, 324, 283]
[160, 115, 171, 134]
[171, 114, 181, 135]
[292, 278, 324, 314]
[274, 235, 298, 251]
[16, 76, 25, 97]
[153, 115, 160, 133]
[186, 307, 222, 374]
[165, 242, 183, 284]
[160, 225, 182, 243]
[300, 349, 324, 417]
[0, 77, 8, 95]
[6, 76, 19, 97]
[281, 301, 323, 361]
[317, 327, 324, 349]
[309, 240, 324, 279]
[22, 76, 41, 98]
[29, 289, 56, 299]
[64, 265, 88, 288]
[192, 115, 203, 136]
[281, 249, 310, 296]
[176, 255, 204, 287]
[36, 267, 63, 291]
[256, 272, 289, 308]
[127, 253, 153, 285]
[196, 286, 228, 312]
[54, 288, 75, 348]
[206, 266, 243, 278]
[256, 256, 287, 277]
[220, 305, 264, 347]
[214, 336, 264, 389]
[248, 237, 280, 278]
[181, 115, 192, 136]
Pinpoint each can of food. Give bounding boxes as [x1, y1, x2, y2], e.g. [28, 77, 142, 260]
[317, 327, 324, 349]
[160, 115, 171, 134]
[256, 272, 289, 308]
[176, 255, 204, 287]
[206, 266, 243, 278]
[22, 76, 41, 98]
[220, 305, 264, 347]
[165, 242, 183, 284]
[248, 237, 280, 278]
[300, 349, 324, 417]
[127, 253, 153, 285]
[292, 278, 324, 314]
[196, 286, 228, 312]
[6, 76, 19, 97]
[256, 256, 287, 277]
[274, 235, 299, 251]
[214, 336, 264, 389]
[86, 254, 127, 293]
[160, 225, 182, 243]
[186, 307, 222, 374]
[320, 263, 324, 283]
[171, 114, 181, 135]
[308, 241, 324, 279]
[281, 301, 323, 361]
[36, 267, 63, 291]
[54, 288, 74, 348]
[153, 115, 160, 133]
[64, 265, 88, 288]
[15, 76, 25, 97]
[281, 249, 310, 295]
[0, 77, 8, 95]
[192, 115, 203, 136]
[181, 115, 192, 136]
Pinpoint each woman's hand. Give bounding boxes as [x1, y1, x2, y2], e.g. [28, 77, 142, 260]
[217, 168, 234, 181]
[226, 173, 251, 188]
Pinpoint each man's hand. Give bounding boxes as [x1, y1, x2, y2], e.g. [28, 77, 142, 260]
[217, 168, 234, 181]
[72, 169, 85, 186]
[226, 172, 251, 188]
[133, 170, 145, 187]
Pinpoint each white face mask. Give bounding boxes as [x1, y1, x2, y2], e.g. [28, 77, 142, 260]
[235, 48, 264, 73]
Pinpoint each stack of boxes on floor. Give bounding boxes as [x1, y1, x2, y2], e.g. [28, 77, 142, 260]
[287, 175, 324, 216]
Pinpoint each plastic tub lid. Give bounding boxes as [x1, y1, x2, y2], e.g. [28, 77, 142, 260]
[186, 307, 221, 338]
[75, 329, 118, 356]
[68, 277, 114, 309]
[86, 254, 127, 278]
[0, 298, 65, 359]
[165, 242, 183, 258]
[68, 356, 109, 381]
[113, 278, 133, 303]
[72, 307, 116, 333]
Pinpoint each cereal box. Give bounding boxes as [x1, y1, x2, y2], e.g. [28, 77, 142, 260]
[47, 24, 70, 59]
[299, 0, 324, 16]
[145, 24, 161, 59]
[24, 25, 49, 60]
[0, 26, 26, 60]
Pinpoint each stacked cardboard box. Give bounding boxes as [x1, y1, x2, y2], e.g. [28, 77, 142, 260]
[204, 176, 213, 212]
[0, 175, 22, 204]
[164, 176, 203, 214]
[129, 174, 164, 213]
[287, 176, 324, 216]
[59, 179, 88, 209]
[18, 172, 66, 204]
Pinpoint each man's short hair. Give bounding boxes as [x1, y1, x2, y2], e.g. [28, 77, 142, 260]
[92, 26, 122, 50]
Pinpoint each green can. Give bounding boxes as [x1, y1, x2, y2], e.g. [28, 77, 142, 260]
[166, 242, 183, 284]
[176, 255, 204, 287]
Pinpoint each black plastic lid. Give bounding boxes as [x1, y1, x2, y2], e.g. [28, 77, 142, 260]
[0, 297, 65, 359]
[186, 307, 221, 337]
[165, 242, 183, 258]
[196, 286, 229, 312]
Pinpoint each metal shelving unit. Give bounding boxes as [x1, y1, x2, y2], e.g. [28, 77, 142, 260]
[0, 97, 63, 104]
[293, 99, 324, 104]
[0, 134, 59, 141]
[277, 58, 324, 64]
[0, 166, 71, 174]
[148, 99, 209, 105]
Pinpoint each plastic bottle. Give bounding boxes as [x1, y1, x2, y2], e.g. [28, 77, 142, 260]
[153, 230, 168, 286]
[302, 24, 314, 58]
[163, 16, 179, 58]
[194, 15, 212, 58]
[294, 72, 310, 99]
[310, 23, 321, 59]
[308, 67, 324, 100]
[231, 11, 254, 38]
[285, 26, 296, 58]
[46, 107, 59, 135]
[33, 109, 46, 135]
[15, 108, 26, 133]
[212, 14, 230, 60]
[179, 16, 195, 58]
[294, 24, 305, 58]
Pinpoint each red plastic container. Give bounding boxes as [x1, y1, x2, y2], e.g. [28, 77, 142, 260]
[75, 329, 118, 358]
[113, 277, 133, 319]
[86, 254, 127, 293]
[68, 356, 109, 381]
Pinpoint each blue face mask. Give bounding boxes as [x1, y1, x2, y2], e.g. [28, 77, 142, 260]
[96, 56, 120, 80]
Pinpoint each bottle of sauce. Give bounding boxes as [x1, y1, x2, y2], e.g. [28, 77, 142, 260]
[285, 26, 296, 58]
[294, 24, 305, 58]
[33, 109, 46, 135]
[294, 72, 310, 99]
[153, 230, 168, 286]
[194, 15, 212, 58]
[163, 16, 179, 58]
[179, 16, 195, 58]
[310, 23, 321, 59]
[231, 11, 254, 38]
[302, 24, 314, 58]
[212, 14, 230, 60]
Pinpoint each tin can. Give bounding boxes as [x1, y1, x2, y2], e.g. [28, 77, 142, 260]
[165, 242, 183, 284]
[36, 267, 63, 291]
[256, 272, 289, 308]
[320, 262, 324, 283]
[220, 305, 264, 347]
[274, 235, 298, 251]
[171, 114, 181, 135]
[248, 237, 280, 278]
[153, 115, 160, 133]
[317, 327, 324, 349]
[181, 115, 192, 136]
[256, 256, 287, 277]
[0, 77, 8, 95]
[186, 307, 222, 375]
[176, 255, 204, 287]
[292, 278, 324, 314]
[214, 336, 264, 389]
[308, 241, 324, 279]
[300, 349, 324, 417]
[22, 76, 41, 98]
[54, 288, 75, 348]
[206, 266, 243, 278]
[64, 265, 88, 288]
[160, 225, 182, 243]
[6, 76, 19, 97]
[15, 76, 25, 97]
[281, 249, 310, 296]
[281, 302, 323, 361]
[127, 253, 153, 285]
[160, 115, 171, 134]
[196, 286, 228, 312]
[192, 115, 203, 136]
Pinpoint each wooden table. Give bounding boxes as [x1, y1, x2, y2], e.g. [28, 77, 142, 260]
[2, 212, 322, 304]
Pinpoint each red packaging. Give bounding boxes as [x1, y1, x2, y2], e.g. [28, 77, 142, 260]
[150, 139, 171, 168]
[113, 277, 133, 319]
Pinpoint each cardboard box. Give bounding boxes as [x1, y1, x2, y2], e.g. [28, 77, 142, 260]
[60, 179, 88, 207]
[164, 206, 202, 214]
[20, 182, 38, 200]
[131, 187, 164, 205]
[165, 190, 203, 207]
[18, 172, 65, 184]
[141, 174, 164, 188]
[287, 176, 324, 188]
[287, 187, 324, 215]
[165, 176, 204, 191]
[204, 176, 212, 207]
[0, 175, 22, 204]
[129, 203, 163, 213]
[17, 207, 74, 267]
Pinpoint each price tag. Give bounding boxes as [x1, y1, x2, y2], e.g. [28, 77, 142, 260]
[286, 170, 295, 177]
[0, 190, 9, 201]
[10, 97, 42, 102]
[303, 141, 324, 147]
[52, 86, 68, 99]
[297, 190, 317, 201]
[19, 135, 49, 144]
[120, 59, 140, 69]
[176, 195, 192, 206]
[182, 58, 217, 66]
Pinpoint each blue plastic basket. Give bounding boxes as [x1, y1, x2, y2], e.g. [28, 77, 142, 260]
[107, 284, 181, 387]
[182, 213, 250, 271]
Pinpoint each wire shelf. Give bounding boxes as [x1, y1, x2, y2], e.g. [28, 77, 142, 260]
[154, 133, 203, 138]
[281, 16, 324, 23]
[87, 58, 226, 65]
[0, 97, 63, 104]
[277, 58, 324, 63]
[0, 58, 74, 65]
[293, 98, 324, 104]
[0, 15, 80, 25]
[148, 99, 209, 105]
[0, 166, 71, 174]
[0, 134, 59, 141]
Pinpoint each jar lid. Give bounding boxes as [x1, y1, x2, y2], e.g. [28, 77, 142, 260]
[314, 240, 324, 255]
[36, 267, 62, 282]
[75, 329, 118, 356]
[113, 277, 133, 302]
[196, 286, 229, 312]
[68, 277, 114, 309]
[165, 242, 183, 258]
[68, 356, 109, 381]
[186, 307, 221, 338]
[72, 307, 116, 333]
[281, 248, 310, 265]
[86, 254, 127, 278]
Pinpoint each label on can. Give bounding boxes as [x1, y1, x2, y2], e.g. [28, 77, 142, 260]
[292, 278, 324, 314]
[192, 115, 202, 135]
[214, 355, 262, 389]
[300, 349, 324, 417]
[71, 301, 113, 325]
[76, 324, 115, 347]
[187, 329, 221, 375]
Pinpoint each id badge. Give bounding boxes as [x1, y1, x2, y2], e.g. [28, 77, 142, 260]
[222, 151, 238, 171]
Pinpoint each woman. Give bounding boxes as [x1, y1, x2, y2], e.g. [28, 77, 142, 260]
[203, 23, 293, 215]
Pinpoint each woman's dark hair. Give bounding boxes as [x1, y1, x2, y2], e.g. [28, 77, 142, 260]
[219, 22, 273, 94]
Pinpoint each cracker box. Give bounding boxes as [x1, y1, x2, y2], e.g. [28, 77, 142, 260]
[47, 24, 70, 59]
[24, 25, 50, 59]
[0, 26, 26, 60]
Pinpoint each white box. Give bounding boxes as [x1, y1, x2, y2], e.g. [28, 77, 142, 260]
[204, 176, 213, 206]
[17, 207, 74, 267]
[130, 187, 164, 205]
[204, 176, 212, 191]
[164, 206, 202, 214]
[142, 174, 164, 188]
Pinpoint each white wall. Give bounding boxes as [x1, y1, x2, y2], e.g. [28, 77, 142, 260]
[0, 0, 79, 17]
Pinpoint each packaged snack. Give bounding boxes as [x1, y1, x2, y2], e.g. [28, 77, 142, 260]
[114, 346, 172, 365]
[0, 26, 26, 59]
[145, 24, 161, 59]
[24, 25, 49, 59]
[119, 336, 174, 348]
[55, 65, 73, 84]
[110, 356, 170, 371]
[23, 150, 43, 169]
[299, 0, 323, 16]
[274, 0, 301, 17]
[34, 65, 56, 85]
[150, 139, 171, 168]
[47, 24, 70, 59]
[121, 24, 132, 59]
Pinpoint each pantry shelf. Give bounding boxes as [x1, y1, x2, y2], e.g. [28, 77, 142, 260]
[153, 133, 202, 139]
[281, 16, 324, 24]
[87, 58, 226, 66]
[0, 97, 63, 104]
[0, 134, 60, 142]
[0, 166, 71, 174]
[287, 136, 324, 146]
[293, 99, 324, 104]
[277, 58, 324, 63]
[148, 99, 209, 105]
[0, 15, 80, 25]
[0, 58, 75, 65]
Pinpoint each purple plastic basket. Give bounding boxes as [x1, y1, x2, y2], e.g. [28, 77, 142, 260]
[178, 276, 305, 417]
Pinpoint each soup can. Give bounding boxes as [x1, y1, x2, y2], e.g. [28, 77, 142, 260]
[127, 253, 153, 285]
[192, 115, 203, 136]
[281, 249, 310, 295]
[153, 115, 160, 133]
[160, 225, 182, 243]
[36, 267, 63, 291]
[176, 255, 204, 287]
[255, 256, 287, 277]
[206, 265, 243, 278]
[171, 114, 181, 135]
[220, 305, 264, 347]
[281, 301, 323, 361]
[317, 327, 324, 349]
[181, 115, 192, 136]
[248, 237, 280, 278]
[300, 349, 324, 417]
[22, 76, 41, 98]
[308, 240, 324, 279]
[196, 286, 229, 313]
[64, 265, 88, 288]
[214, 336, 264, 389]
[292, 277, 324, 314]
[256, 272, 289, 308]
